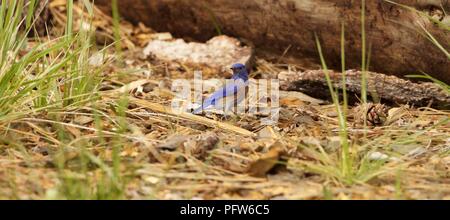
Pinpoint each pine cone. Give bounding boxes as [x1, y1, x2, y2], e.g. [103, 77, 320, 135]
[353, 103, 388, 126]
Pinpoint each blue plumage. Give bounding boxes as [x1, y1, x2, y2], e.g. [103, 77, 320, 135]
[193, 63, 249, 114]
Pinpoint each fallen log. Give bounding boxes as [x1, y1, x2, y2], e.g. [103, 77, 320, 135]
[278, 70, 450, 108]
[95, 0, 450, 84]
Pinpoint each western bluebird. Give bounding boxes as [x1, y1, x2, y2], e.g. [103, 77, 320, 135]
[193, 63, 249, 114]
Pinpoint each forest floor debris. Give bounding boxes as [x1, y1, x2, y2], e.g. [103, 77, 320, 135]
[0, 1, 449, 200]
[143, 35, 253, 77]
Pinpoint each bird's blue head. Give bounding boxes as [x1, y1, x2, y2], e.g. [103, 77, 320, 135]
[230, 63, 248, 81]
[231, 63, 246, 71]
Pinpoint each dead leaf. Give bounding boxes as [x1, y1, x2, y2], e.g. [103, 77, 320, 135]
[185, 132, 220, 159]
[247, 141, 283, 177]
[149, 32, 173, 41]
[74, 115, 94, 125]
[386, 106, 409, 125]
[279, 91, 324, 105]
[65, 125, 81, 138]
[156, 135, 190, 151]
[257, 126, 280, 140]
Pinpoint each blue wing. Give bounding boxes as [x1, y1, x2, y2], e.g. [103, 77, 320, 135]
[193, 79, 247, 114]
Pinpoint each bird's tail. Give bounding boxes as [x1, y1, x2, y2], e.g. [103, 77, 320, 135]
[192, 106, 203, 114]
[193, 97, 214, 114]
[192, 102, 209, 114]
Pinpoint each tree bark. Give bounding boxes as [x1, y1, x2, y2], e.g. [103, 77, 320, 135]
[95, 0, 450, 84]
[278, 70, 450, 108]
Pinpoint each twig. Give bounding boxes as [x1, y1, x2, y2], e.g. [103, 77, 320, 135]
[127, 97, 256, 137]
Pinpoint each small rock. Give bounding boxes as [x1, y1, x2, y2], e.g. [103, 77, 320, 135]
[144, 176, 160, 184]
[368, 152, 389, 161]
